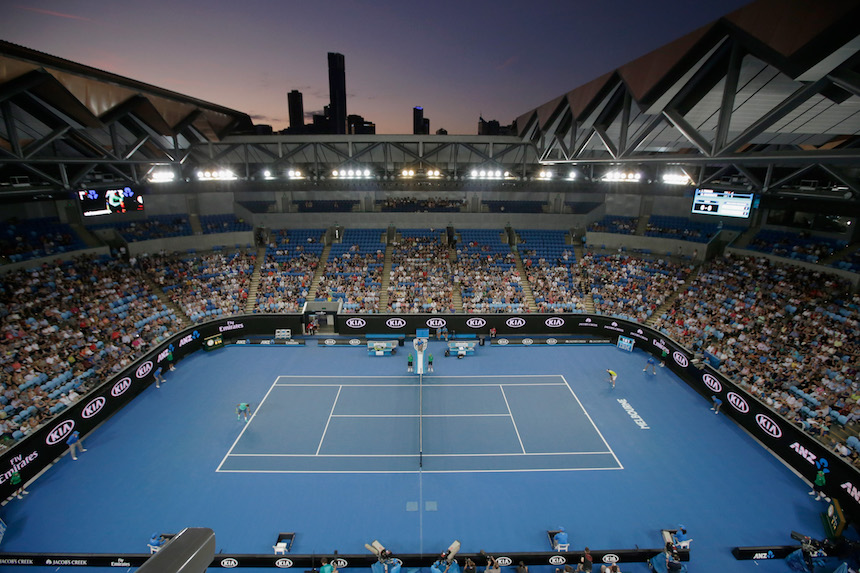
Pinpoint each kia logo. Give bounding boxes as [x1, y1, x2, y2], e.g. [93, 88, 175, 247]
[386, 318, 407, 328]
[547, 338, 558, 345]
[545, 317, 564, 328]
[426, 318, 446, 328]
[466, 317, 486, 328]
[46, 420, 75, 445]
[548, 556, 566, 565]
[498, 338, 509, 345]
[702, 374, 722, 392]
[221, 558, 239, 568]
[325, 339, 336, 345]
[275, 559, 294, 568]
[523, 338, 534, 345]
[112, 377, 132, 397]
[349, 339, 361, 346]
[727, 392, 749, 413]
[756, 414, 782, 438]
[602, 554, 619, 564]
[496, 558, 512, 567]
[82, 397, 106, 419]
[673, 351, 688, 367]
[506, 317, 526, 328]
[333, 559, 348, 568]
[345, 318, 366, 328]
[136, 361, 153, 379]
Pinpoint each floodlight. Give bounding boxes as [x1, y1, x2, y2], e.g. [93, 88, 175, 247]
[364, 169, 371, 177]
[471, 170, 478, 178]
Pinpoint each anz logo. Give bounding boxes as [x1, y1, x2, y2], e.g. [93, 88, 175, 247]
[82, 397, 106, 419]
[178, 330, 200, 347]
[673, 351, 689, 368]
[426, 317, 446, 328]
[726, 392, 749, 413]
[506, 317, 526, 328]
[466, 317, 486, 328]
[136, 361, 153, 379]
[345, 318, 366, 329]
[46, 419, 75, 445]
[755, 414, 782, 438]
[386, 318, 407, 329]
[111, 377, 132, 397]
[702, 374, 722, 393]
[545, 317, 564, 328]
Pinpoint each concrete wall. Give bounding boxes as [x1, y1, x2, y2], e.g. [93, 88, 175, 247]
[126, 232, 254, 256]
[0, 246, 111, 274]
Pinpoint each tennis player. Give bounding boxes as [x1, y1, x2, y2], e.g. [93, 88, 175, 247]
[237, 402, 252, 422]
[606, 369, 617, 388]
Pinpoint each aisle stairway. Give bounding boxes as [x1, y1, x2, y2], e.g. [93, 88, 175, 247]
[244, 245, 266, 312]
[512, 247, 538, 312]
[449, 247, 463, 312]
[646, 265, 702, 328]
[379, 242, 394, 311]
[308, 244, 332, 299]
[140, 273, 187, 328]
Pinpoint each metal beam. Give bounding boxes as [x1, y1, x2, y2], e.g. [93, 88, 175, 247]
[827, 70, 860, 99]
[557, 148, 860, 166]
[700, 165, 732, 186]
[768, 164, 817, 190]
[620, 114, 664, 157]
[592, 126, 618, 159]
[2, 100, 21, 157]
[712, 41, 742, 154]
[23, 126, 70, 159]
[662, 110, 711, 156]
[732, 163, 762, 190]
[818, 164, 860, 198]
[124, 135, 150, 159]
[718, 77, 830, 155]
[618, 91, 631, 155]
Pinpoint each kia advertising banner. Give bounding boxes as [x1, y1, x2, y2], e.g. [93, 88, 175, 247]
[0, 314, 302, 501]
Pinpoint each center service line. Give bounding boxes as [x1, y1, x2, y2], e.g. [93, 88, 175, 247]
[316, 385, 343, 455]
[499, 385, 526, 454]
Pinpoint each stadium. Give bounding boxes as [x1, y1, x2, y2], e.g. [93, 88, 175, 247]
[1, 0, 860, 571]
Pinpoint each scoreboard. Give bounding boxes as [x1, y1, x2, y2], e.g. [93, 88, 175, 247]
[691, 188, 754, 218]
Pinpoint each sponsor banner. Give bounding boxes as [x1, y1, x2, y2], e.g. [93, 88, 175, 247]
[732, 546, 798, 560]
[318, 338, 367, 346]
[232, 339, 304, 346]
[491, 338, 611, 345]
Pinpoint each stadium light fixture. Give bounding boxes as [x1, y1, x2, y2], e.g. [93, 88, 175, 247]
[287, 169, 303, 180]
[198, 169, 236, 181]
[538, 170, 553, 180]
[601, 170, 641, 183]
[149, 171, 175, 183]
[662, 172, 691, 185]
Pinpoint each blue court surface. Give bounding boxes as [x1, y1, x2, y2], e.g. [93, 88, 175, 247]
[0, 340, 830, 573]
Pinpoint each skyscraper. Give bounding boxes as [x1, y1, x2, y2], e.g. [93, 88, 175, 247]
[288, 90, 304, 133]
[328, 52, 347, 135]
[413, 106, 429, 135]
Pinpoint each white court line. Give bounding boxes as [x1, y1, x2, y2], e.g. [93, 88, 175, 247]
[560, 374, 624, 470]
[215, 377, 281, 472]
[499, 385, 526, 454]
[330, 413, 511, 418]
[216, 466, 624, 475]
[274, 383, 566, 387]
[315, 385, 343, 455]
[227, 450, 614, 457]
[276, 375, 562, 378]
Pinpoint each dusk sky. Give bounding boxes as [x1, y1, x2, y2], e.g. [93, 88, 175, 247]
[2, 0, 751, 134]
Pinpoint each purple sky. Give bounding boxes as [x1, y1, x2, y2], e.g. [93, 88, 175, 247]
[2, 0, 751, 134]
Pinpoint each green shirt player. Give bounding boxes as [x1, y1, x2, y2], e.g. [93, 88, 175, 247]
[237, 402, 252, 422]
[427, 353, 434, 372]
[408, 353, 414, 373]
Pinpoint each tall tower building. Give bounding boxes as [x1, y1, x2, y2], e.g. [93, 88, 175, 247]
[413, 107, 430, 135]
[328, 52, 347, 134]
[288, 90, 304, 132]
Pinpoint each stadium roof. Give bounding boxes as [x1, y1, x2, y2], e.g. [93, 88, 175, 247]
[515, 0, 860, 199]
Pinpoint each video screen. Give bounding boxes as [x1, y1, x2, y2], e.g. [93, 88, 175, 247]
[78, 187, 144, 217]
[691, 188, 753, 219]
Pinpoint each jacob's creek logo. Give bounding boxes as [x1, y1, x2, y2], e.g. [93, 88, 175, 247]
[333, 559, 348, 568]
[495, 558, 512, 567]
[604, 321, 624, 333]
[545, 317, 564, 328]
[82, 397, 106, 419]
[345, 318, 366, 329]
[426, 317, 447, 329]
[702, 374, 722, 393]
[386, 318, 407, 329]
[727, 392, 749, 413]
[136, 361, 153, 379]
[755, 414, 782, 438]
[752, 552, 774, 560]
[221, 558, 239, 568]
[218, 320, 245, 333]
[602, 555, 620, 564]
[46, 420, 75, 445]
[112, 377, 132, 397]
[466, 317, 486, 328]
[578, 317, 597, 327]
[506, 317, 526, 328]
[178, 330, 200, 347]
[275, 559, 294, 568]
[673, 351, 689, 367]
[548, 556, 566, 566]
[45, 560, 87, 566]
[630, 328, 649, 341]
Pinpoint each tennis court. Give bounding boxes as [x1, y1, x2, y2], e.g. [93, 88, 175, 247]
[217, 375, 621, 473]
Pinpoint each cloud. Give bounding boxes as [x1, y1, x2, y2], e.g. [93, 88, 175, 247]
[496, 56, 519, 71]
[304, 109, 325, 120]
[15, 5, 92, 21]
[249, 114, 285, 123]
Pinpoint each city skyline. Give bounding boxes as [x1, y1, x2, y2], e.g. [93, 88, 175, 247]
[1, 0, 751, 134]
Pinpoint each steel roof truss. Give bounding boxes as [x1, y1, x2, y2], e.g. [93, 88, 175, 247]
[662, 109, 711, 156]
